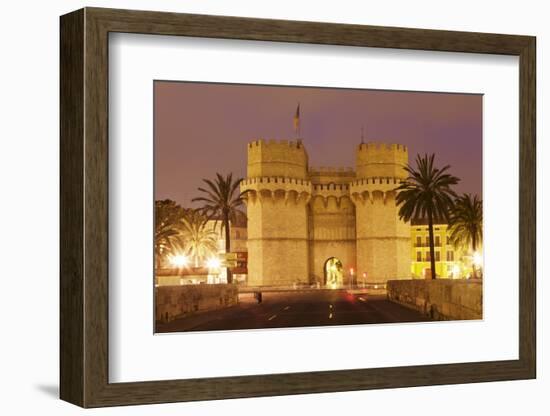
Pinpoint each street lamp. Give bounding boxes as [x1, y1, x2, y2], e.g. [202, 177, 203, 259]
[206, 257, 221, 269]
[452, 264, 460, 279]
[473, 252, 483, 267]
[206, 257, 222, 284]
[472, 251, 483, 279]
[170, 254, 188, 268]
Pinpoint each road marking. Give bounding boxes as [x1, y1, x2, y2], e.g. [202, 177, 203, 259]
[283, 306, 290, 311]
[359, 297, 366, 302]
[268, 314, 277, 321]
[329, 313, 333, 319]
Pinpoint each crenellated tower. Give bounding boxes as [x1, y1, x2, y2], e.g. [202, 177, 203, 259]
[351, 143, 411, 283]
[241, 139, 311, 286]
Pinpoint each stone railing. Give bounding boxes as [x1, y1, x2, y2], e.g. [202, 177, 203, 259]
[387, 279, 482, 320]
[155, 284, 239, 323]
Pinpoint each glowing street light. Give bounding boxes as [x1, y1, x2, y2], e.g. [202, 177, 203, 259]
[452, 264, 461, 279]
[170, 254, 188, 268]
[473, 252, 483, 267]
[206, 257, 221, 269]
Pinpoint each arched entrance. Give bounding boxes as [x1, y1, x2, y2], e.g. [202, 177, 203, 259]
[324, 257, 343, 287]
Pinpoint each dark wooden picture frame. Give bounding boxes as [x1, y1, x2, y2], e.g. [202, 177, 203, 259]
[60, 7, 536, 408]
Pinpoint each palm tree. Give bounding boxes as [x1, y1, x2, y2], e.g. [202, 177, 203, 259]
[192, 173, 247, 283]
[180, 210, 219, 268]
[154, 199, 186, 270]
[448, 193, 483, 279]
[395, 154, 459, 280]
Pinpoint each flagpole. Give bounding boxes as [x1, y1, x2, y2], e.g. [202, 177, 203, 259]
[294, 103, 301, 140]
[298, 103, 300, 138]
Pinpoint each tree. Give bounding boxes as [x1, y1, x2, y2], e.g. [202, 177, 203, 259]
[448, 193, 483, 279]
[192, 173, 247, 283]
[395, 154, 459, 280]
[180, 209, 219, 268]
[154, 199, 186, 270]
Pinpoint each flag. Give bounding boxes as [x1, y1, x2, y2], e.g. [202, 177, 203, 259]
[293, 103, 300, 136]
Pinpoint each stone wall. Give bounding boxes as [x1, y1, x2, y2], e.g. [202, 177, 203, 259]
[155, 284, 239, 323]
[156, 274, 208, 286]
[243, 189, 310, 286]
[352, 188, 411, 283]
[387, 279, 482, 320]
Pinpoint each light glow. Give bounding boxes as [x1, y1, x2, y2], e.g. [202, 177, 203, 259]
[206, 257, 221, 269]
[170, 254, 188, 268]
[452, 264, 461, 278]
[473, 252, 483, 267]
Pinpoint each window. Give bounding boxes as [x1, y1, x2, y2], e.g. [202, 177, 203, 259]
[425, 252, 431, 261]
[446, 235, 450, 245]
[416, 236, 422, 247]
[446, 251, 454, 261]
[425, 236, 430, 246]
[416, 251, 422, 262]
[435, 251, 441, 262]
[435, 235, 441, 246]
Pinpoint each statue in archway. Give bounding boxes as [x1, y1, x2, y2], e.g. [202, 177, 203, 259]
[325, 257, 343, 287]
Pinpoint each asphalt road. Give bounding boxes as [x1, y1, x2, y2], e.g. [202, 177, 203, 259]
[156, 290, 432, 333]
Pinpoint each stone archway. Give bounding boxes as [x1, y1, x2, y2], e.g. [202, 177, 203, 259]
[324, 257, 344, 287]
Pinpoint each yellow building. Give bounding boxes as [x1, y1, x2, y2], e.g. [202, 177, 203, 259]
[410, 219, 470, 279]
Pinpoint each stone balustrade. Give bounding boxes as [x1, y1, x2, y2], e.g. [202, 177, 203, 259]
[387, 279, 482, 320]
[155, 284, 239, 323]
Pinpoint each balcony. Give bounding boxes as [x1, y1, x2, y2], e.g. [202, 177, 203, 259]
[414, 242, 442, 247]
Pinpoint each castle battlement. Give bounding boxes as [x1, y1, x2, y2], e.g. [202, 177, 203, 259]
[312, 183, 350, 191]
[350, 177, 403, 186]
[309, 166, 356, 186]
[248, 138, 305, 149]
[356, 141, 408, 179]
[247, 138, 308, 179]
[357, 142, 408, 152]
[241, 176, 311, 187]
[308, 166, 355, 175]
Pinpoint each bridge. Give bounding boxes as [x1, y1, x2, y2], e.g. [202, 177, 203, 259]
[156, 289, 431, 333]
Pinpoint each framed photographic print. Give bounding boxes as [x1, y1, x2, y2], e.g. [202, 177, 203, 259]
[60, 7, 536, 408]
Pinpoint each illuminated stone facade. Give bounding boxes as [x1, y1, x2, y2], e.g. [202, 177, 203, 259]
[241, 139, 411, 287]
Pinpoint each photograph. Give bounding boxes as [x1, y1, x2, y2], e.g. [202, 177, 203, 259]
[153, 81, 483, 333]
